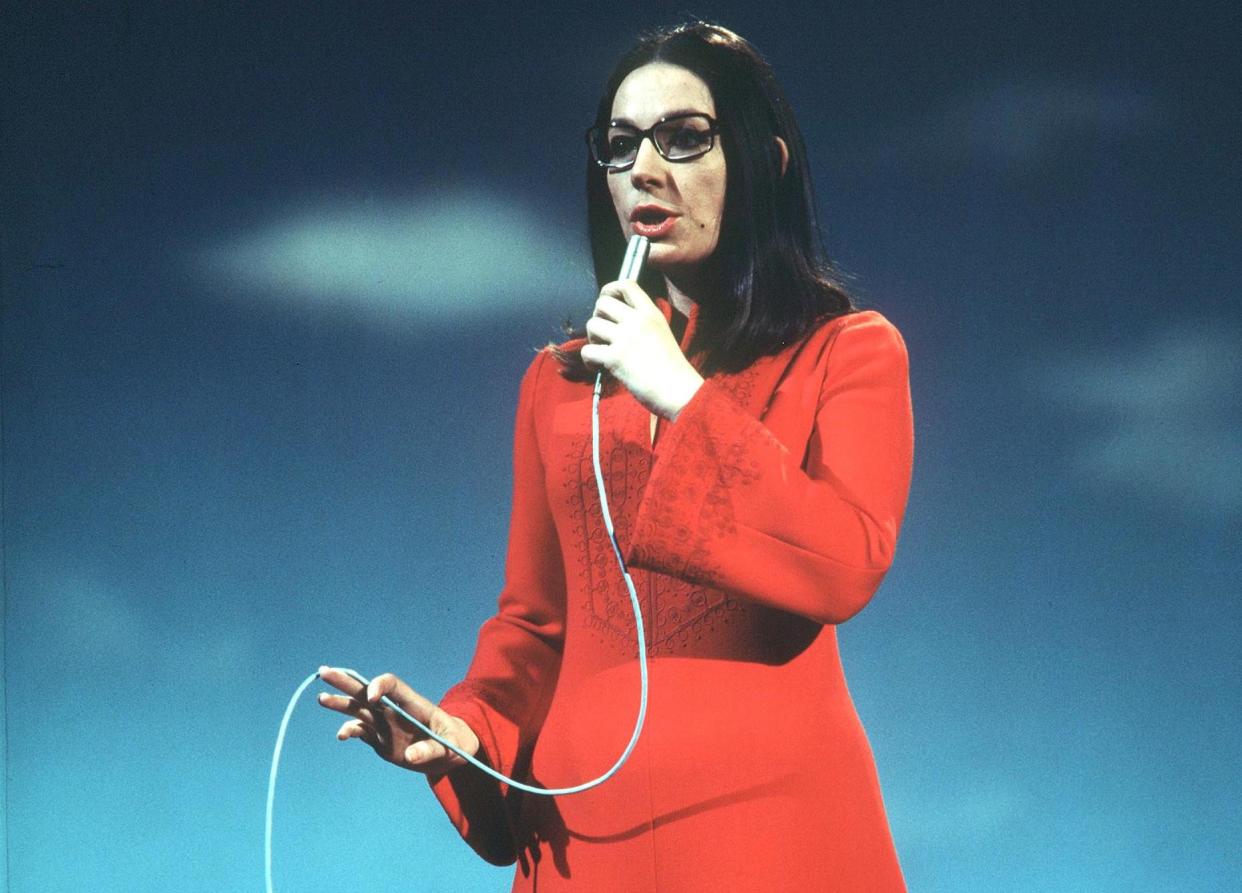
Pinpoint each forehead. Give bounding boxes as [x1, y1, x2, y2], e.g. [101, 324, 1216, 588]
[610, 62, 715, 125]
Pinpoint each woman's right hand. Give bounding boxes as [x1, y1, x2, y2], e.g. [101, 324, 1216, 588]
[317, 666, 480, 775]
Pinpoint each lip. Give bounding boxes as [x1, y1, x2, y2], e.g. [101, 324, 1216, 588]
[630, 203, 681, 239]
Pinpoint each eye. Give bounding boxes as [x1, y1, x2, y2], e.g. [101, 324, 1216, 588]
[668, 127, 710, 150]
[656, 117, 715, 159]
[607, 132, 639, 157]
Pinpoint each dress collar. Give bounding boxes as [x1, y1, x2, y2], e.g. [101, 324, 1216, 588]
[653, 296, 700, 355]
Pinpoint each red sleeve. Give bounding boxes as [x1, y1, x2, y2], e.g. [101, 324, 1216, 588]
[628, 312, 914, 625]
[425, 349, 565, 866]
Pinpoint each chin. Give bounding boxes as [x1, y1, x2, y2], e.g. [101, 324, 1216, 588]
[644, 243, 677, 266]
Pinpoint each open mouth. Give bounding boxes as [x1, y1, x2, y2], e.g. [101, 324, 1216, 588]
[630, 205, 679, 238]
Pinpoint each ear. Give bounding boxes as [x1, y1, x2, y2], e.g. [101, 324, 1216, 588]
[773, 136, 789, 177]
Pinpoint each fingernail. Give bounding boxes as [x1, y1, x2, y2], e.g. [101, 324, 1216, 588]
[318, 665, 329, 675]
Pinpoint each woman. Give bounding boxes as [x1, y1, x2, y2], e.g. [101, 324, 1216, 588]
[320, 21, 913, 891]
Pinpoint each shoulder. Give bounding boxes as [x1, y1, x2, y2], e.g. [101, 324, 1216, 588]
[518, 345, 554, 392]
[519, 345, 588, 395]
[821, 309, 906, 353]
[514, 345, 589, 426]
[781, 310, 909, 402]
[516, 347, 556, 411]
[777, 308, 907, 371]
[816, 309, 909, 374]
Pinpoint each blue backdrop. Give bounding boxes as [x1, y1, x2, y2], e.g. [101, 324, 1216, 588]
[3, 3, 1238, 890]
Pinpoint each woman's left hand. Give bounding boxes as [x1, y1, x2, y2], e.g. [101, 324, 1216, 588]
[580, 280, 704, 420]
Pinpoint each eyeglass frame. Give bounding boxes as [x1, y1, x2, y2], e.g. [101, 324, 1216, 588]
[585, 112, 721, 171]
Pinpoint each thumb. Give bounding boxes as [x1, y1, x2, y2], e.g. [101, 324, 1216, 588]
[405, 713, 479, 767]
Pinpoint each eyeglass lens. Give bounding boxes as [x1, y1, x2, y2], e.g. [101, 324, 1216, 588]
[599, 115, 714, 167]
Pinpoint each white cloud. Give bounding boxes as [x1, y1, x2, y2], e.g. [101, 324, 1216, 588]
[13, 571, 259, 683]
[937, 79, 1155, 165]
[893, 776, 1026, 846]
[28, 574, 146, 661]
[195, 186, 594, 324]
[858, 77, 1158, 173]
[1037, 323, 1242, 515]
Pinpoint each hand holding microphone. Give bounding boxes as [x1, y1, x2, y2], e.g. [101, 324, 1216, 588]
[580, 235, 704, 421]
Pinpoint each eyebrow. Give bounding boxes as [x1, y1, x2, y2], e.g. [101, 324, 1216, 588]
[609, 109, 710, 127]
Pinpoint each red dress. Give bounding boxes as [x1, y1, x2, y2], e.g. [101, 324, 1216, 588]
[428, 303, 914, 891]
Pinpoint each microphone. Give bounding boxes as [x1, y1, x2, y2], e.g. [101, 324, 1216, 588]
[618, 233, 650, 282]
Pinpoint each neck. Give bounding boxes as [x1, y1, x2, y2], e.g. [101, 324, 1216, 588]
[662, 271, 704, 317]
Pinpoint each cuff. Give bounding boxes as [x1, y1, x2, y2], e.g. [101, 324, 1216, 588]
[424, 694, 518, 866]
[627, 379, 757, 583]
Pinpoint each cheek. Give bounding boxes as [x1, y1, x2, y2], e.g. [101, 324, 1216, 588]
[695, 170, 727, 239]
[607, 178, 628, 224]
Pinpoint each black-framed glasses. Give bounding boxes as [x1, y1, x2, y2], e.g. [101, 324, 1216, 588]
[586, 113, 720, 171]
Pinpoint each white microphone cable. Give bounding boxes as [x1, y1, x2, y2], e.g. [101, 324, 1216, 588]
[265, 235, 652, 891]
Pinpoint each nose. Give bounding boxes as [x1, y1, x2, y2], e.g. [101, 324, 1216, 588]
[628, 135, 667, 188]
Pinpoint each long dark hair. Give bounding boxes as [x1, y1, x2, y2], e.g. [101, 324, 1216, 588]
[556, 20, 856, 379]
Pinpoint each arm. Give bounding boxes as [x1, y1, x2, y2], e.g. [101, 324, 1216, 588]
[627, 313, 914, 625]
[426, 349, 566, 865]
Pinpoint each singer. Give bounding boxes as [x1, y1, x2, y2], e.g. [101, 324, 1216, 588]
[320, 21, 912, 891]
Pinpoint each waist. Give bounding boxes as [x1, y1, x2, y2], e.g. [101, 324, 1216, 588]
[528, 640, 865, 832]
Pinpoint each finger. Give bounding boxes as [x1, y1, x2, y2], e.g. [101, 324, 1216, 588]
[585, 316, 619, 345]
[336, 718, 377, 745]
[317, 668, 376, 718]
[366, 673, 438, 726]
[404, 737, 451, 767]
[592, 294, 633, 323]
[318, 666, 367, 699]
[579, 343, 612, 370]
[601, 280, 656, 311]
[317, 692, 379, 725]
